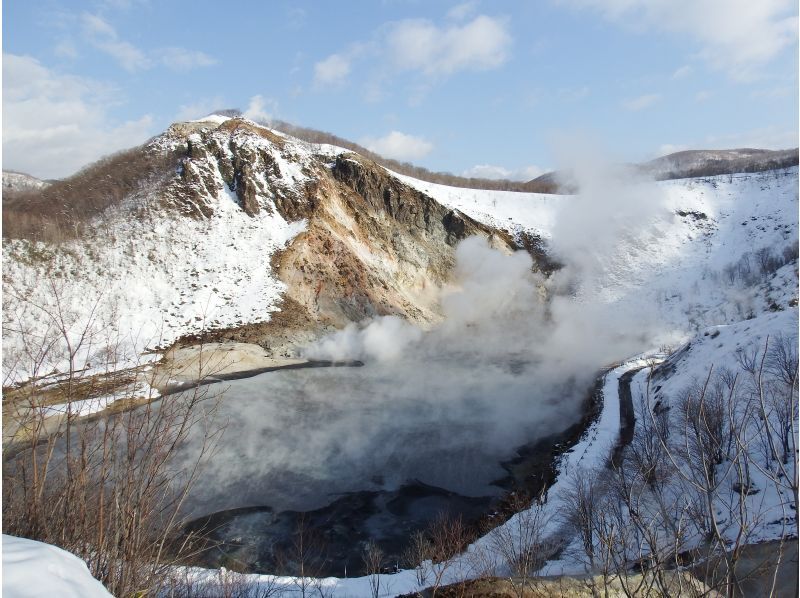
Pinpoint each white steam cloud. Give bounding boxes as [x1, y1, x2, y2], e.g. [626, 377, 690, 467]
[176, 143, 675, 519]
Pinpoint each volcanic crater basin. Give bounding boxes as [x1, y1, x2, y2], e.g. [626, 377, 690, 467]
[171, 356, 591, 576]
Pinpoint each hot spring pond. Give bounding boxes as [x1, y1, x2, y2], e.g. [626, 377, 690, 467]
[172, 358, 589, 576]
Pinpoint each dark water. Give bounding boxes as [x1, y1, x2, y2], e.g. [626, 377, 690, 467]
[173, 359, 587, 575]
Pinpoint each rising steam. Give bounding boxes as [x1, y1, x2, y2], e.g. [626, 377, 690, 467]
[177, 143, 675, 517]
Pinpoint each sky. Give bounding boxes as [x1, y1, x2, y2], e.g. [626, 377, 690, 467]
[3, 0, 798, 180]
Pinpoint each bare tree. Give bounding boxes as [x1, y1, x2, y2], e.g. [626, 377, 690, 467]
[488, 492, 548, 597]
[403, 529, 433, 590]
[362, 540, 384, 598]
[274, 515, 331, 598]
[2, 282, 226, 597]
[401, 513, 473, 598]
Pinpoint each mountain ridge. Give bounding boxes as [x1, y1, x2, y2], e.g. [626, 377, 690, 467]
[5, 113, 796, 197]
[2, 115, 519, 383]
[2, 114, 797, 387]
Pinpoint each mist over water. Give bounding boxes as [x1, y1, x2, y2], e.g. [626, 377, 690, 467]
[178, 148, 674, 520]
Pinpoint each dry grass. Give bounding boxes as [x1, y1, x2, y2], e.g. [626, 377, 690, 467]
[3, 144, 182, 243]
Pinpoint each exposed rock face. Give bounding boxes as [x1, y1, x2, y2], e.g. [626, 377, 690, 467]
[3, 115, 536, 376]
[281, 153, 514, 326]
[156, 117, 520, 339]
[167, 120, 312, 221]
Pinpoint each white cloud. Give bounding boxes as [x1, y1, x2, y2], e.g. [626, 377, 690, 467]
[54, 40, 79, 59]
[101, 39, 151, 71]
[622, 92, 661, 111]
[562, 0, 797, 79]
[447, 1, 479, 21]
[672, 65, 692, 79]
[81, 13, 216, 72]
[158, 47, 217, 71]
[81, 13, 150, 71]
[82, 13, 117, 38]
[311, 13, 511, 100]
[3, 53, 155, 179]
[313, 53, 351, 88]
[386, 15, 511, 76]
[175, 96, 228, 121]
[695, 90, 712, 102]
[462, 164, 545, 180]
[360, 131, 434, 161]
[243, 95, 278, 122]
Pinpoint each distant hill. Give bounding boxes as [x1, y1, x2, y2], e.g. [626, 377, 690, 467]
[527, 147, 798, 192]
[641, 148, 799, 180]
[266, 122, 798, 193]
[2, 170, 50, 196]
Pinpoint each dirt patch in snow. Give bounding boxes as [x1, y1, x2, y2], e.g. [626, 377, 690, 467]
[424, 570, 718, 597]
[152, 342, 308, 391]
[169, 296, 326, 359]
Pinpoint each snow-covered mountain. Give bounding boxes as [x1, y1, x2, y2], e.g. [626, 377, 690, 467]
[2, 170, 50, 195]
[642, 147, 798, 180]
[3, 115, 798, 387]
[526, 147, 798, 192]
[2, 115, 514, 383]
[2, 115, 797, 596]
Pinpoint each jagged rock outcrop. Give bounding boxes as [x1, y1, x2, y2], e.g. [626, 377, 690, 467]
[154, 116, 519, 337]
[3, 115, 533, 373]
[280, 153, 514, 327]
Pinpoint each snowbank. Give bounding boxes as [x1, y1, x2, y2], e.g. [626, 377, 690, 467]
[2, 535, 112, 598]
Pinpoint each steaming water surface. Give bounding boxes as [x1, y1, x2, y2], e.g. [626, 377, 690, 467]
[181, 356, 583, 518]
[165, 230, 656, 572]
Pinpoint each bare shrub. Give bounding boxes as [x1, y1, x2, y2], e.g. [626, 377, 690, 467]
[782, 241, 799, 264]
[362, 540, 384, 598]
[2, 286, 224, 596]
[168, 567, 283, 598]
[489, 492, 549, 597]
[2, 145, 182, 243]
[403, 529, 433, 589]
[402, 513, 473, 597]
[274, 515, 331, 598]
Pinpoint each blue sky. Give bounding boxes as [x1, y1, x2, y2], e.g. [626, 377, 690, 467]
[4, 0, 798, 179]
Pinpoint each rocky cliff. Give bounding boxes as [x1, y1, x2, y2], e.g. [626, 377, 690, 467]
[3, 115, 527, 379]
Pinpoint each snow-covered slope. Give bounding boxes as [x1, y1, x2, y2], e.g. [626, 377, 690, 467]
[642, 148, 798, 180]
[400, 168, 798, 336]
[2, 115, 508, 383]
[2, 535, 112, 598]
[3, 132, 308, 380]
[2, 170, 50, 194]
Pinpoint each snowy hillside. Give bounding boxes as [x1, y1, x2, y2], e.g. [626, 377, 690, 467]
[2, 170, 50, 194]
[399, 167, 798, 335]
[2, 115, 506, 384]
[3, 124, 309, 381]
[2, 115, 797, 597]
[642, 148, 798, 180]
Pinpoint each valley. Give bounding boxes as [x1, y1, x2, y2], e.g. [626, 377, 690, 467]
[2, 115, 797, 597]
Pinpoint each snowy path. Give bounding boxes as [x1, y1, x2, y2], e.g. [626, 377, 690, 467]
[525, 359, 652, 575]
